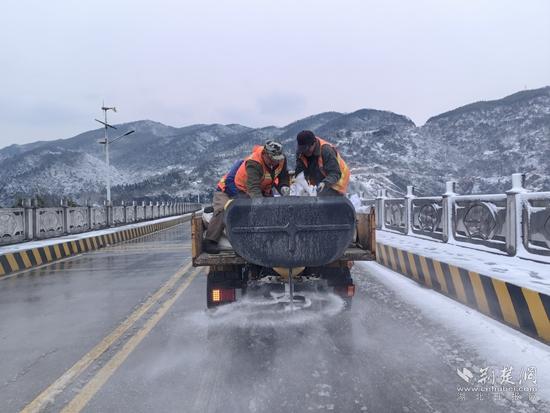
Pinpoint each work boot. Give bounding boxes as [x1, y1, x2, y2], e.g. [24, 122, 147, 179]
[202, 239, 220, 254]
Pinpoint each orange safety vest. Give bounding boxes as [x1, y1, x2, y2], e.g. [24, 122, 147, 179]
[217, 174, 228, 192]
[299, 137, 350, 194]
[235, 146, 284, 196]
[216, 160, 244, 195]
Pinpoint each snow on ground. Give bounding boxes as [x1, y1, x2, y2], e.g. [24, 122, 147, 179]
[377, 230, 550, 295]
[358, 261, 550, 402]
[0, 213, 195, 255]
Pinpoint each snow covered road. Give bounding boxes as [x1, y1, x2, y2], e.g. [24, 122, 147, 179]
[0, 222, 548, 412]
[358, 261, 550, 410]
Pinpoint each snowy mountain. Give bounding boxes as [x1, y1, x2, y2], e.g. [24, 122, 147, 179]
[419, 87, 550, 194]
[0, 86, 549, 206]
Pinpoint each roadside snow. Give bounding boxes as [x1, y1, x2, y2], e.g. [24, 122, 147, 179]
[377, 230, 550, 295]
[358, 261, 550, 401]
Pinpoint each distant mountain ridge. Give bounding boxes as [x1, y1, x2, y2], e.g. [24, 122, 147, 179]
[1, 86, 549, 206]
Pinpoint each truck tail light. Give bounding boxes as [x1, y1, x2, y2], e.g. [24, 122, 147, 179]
[334, 284, 355, 297]
[212, 288, 235, 303]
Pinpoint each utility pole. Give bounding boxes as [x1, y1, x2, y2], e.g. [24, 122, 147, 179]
[104, 105, 114, 204]
[95, 104, 134, 205]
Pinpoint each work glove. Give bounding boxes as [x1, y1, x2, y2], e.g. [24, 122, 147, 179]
[316, 182, 326, 194]
[280, 186, 291, 196]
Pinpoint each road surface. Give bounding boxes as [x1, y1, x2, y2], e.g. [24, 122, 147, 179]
[0, 222, 546, 412]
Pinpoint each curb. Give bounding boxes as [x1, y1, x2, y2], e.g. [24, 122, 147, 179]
[376, 242, 550, 344]
[0, 215, 190, 278]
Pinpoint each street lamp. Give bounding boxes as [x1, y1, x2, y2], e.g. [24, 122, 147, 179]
[95, 105, 135, 205]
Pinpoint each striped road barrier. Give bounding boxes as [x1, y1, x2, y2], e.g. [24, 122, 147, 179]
[376, 243, 550, 344]
[0, 215, 190, 278]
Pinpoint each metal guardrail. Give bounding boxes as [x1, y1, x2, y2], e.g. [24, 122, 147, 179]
[0, 201, 201, 246]
[365, 173, 550, 259]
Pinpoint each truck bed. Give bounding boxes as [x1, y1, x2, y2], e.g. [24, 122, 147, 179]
[191, 210, 376, 267]
[193, 244, 374, 266]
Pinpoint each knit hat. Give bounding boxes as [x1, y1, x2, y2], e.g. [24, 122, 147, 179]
[296, 130, 316, 153]
[264, 140, 285, 161]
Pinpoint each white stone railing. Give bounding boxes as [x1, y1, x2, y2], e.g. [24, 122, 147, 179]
[0, 201, 201, 246]
[362, 173, 550, 259]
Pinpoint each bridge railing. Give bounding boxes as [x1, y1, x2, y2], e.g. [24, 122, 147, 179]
[454, 193, 508, 253]
[365, 173, 550, 259]
[383, 198, 406, 234]
[0, 201, 201, 247]
[523, 192, 550, 257]
[411, 196, 444, 240]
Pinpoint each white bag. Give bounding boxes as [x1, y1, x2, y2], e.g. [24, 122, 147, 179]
[290, 172, 317, 196]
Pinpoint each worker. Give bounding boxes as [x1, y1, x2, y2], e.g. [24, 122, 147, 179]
[203, 140, 290, 254]
[295, 130, 350, 196]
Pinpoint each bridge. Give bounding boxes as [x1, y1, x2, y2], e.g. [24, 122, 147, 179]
[0, 182, 548, 413]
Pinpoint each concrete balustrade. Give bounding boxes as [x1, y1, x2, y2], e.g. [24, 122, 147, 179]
[0, 200, 202, 246]
[361, 173, 550, 259]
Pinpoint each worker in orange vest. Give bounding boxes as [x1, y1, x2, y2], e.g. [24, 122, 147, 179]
[203, 140, 290, 254]
[295, 130, 350, 196]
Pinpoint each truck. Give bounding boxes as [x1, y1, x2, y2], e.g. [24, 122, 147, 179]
[191, 196, 376, 310]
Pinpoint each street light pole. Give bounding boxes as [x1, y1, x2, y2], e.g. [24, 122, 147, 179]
[104, 108, 111, 204]
[95, 105, 134, 205]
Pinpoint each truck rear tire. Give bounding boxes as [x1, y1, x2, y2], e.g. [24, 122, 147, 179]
[320, 266, 354, 311]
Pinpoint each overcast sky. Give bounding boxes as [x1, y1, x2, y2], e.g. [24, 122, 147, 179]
[1, 0, 549, 148]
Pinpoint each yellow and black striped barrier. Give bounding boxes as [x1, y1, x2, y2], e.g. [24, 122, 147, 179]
[376, 243, 550, 344]
[0, 216, 189, 278]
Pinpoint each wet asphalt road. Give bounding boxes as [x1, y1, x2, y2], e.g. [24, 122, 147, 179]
[0, 222, 546, 413]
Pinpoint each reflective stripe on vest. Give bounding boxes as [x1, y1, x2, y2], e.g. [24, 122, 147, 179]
[234, 146, 284, 196]
[299, 137, 350, 194]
